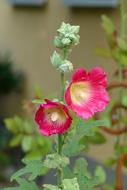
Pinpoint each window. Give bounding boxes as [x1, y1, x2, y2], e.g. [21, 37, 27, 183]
[10, 0, 46, 6]
[64, 0, 119, 7]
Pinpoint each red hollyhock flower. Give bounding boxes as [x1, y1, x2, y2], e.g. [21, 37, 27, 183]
[65, 67, 109, 119]
[35, 99, 72, 136]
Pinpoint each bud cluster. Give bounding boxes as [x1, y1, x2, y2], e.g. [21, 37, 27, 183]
[51, 22, 80, 73]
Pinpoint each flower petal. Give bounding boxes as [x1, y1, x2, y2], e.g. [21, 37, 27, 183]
[65, 67, 109, 119]
[89, 67, 107, 87]
[72, 67, 87, 82]
[35, 100, 72, 136]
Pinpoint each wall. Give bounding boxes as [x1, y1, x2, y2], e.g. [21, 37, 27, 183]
[0, 0, 122, 96]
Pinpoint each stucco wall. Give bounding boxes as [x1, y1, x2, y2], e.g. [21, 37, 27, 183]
[0, 0, 122, 96]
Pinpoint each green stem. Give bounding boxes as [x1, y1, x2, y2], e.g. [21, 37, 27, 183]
[58, 134, 63, 186]
[57, 46, 70, 187]
[60, 72, 65, 101]
[57, 72, 65, 187]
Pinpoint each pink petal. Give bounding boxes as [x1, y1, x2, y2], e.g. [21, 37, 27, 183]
[65, 67, 109, 119]
[89, 67, 107, 87]
[35, 100, 72, 136]
[72, 67, 87, 82]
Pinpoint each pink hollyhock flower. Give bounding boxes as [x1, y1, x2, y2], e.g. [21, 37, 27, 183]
[35, 99, 72, 136]
[65, 67, 109, 119]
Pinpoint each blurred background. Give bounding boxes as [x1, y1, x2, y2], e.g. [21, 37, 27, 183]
[0, 0, 127, 188]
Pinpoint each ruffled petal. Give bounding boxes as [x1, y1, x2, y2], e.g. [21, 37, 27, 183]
[72, 67, 87, 82]
[65, 67, 109, 119]
[89, 67, 107, 87]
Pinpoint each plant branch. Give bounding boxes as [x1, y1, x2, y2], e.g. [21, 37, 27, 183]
[100, 125, 127, 135]
[107, 82, 127, 91]
[115, 153, 127, 190]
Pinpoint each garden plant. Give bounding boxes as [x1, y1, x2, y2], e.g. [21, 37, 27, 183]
[3, 0, 127, 190]
[3, 21, 110, 190]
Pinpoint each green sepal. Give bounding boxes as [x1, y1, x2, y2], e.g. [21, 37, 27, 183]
[43, 184, 61, 190]
[62, 178, 80, 190]
[44, 153, 69, 169]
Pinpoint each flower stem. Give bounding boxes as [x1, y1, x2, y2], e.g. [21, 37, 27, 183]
[58, 134, 63, 186]
[60, 72, 65, 101]
[57, 72, 65, 187]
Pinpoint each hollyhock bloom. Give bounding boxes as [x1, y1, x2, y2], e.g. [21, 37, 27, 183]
[65, 67, 109, 119]
[35, 99, 72, 136]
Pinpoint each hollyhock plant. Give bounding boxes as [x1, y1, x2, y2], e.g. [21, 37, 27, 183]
[65, 67, 109, 119]
[4, 22, 110, 190]
[35, 99, 72, 136]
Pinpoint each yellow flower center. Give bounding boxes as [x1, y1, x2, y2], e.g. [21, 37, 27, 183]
[50, 112, 59, 122]
[45, 106, 67, 123]
[70, 81, 91, 105]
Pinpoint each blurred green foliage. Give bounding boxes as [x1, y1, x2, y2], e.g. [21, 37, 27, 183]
[5, 116, 51, 160]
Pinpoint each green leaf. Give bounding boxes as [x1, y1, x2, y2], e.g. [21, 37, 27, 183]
[63, 166, 74, 179]
[43, 184, 61, 190]
[77, 119, 110, 137]
[118, 38, 127, 51]
[74, 158, 90, 189]
[101, 15, 115, 35]
[63, 118, 109, 156]
[11, 159, 47, 181]
[9, 135, 23, 147]
[23, 120, 33, 133]
[4, 187, 20, 190]
[5, 117, 23, 134]
[21, 136, 33, 152]
[32, 99, 44, 104]
[96, 47, 111, 58]
[63, 134, 85, 156]
[86, 132, 106, 145]
[74, 158, 104, 189]
[4, 178, 38, 190]
[105, 157, 116, 167]
[82, 176, 99, 190]
[122, 96, 127, 106]
[33, 85, 43, 99]
[95, 166, 106, 184]
[44, 153, 69, 169]
[115, 144, 127, 156]
[62, 178, 80, 190]
[120, 53, 127, 65]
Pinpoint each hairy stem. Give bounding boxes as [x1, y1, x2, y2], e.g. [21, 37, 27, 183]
[57, 72, 65, 186]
